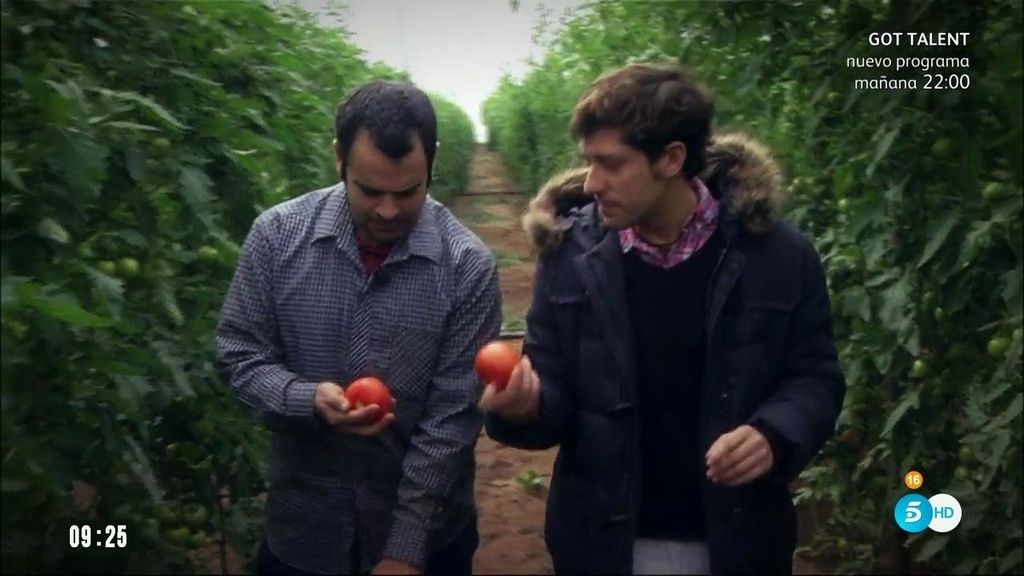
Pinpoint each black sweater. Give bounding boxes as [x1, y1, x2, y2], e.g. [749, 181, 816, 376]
[624, 230, 722, 541]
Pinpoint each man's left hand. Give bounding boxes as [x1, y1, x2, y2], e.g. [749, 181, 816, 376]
[372, 559, 419, 575]
[705, 425, 774, 487]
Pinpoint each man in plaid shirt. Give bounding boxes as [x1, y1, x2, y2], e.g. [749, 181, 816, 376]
[216, 80, 501, 575]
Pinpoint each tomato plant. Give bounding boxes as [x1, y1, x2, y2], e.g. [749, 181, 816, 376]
[0, 1, 475, 572]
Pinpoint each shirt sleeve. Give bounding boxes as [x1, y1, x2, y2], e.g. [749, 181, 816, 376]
[215, 214, 322, 430]
[382, 249, 502, 567]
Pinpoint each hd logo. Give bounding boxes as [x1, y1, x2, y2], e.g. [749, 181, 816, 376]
[894, 492, 963, 533]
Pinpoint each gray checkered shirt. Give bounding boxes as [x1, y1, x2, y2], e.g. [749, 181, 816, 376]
[216, 184, 501, 574]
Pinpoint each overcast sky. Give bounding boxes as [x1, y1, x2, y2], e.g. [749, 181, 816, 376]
[295, 0, 587, 142]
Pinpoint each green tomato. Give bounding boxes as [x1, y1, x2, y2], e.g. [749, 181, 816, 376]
[958, 445, 974, 463]
[8, 321, 28, 340]
[910, 359, 929, 379]
[954, 466, 969, 482]
[933, 307, 945, 322]
[117, 257, 140, 278]
[988, 336, 1011, 357]
[165, 526, 191, 548]
[76, 243, 96, 259]
[982, 182, 1008, 202]
[931, 138, 953, 158]
[155, 506, 178, 526]
[198, 245, 220, 264]
[97, 260, 118, 276]
[154, 137, 172, 156]
[187, 530, 207, 549]
[921, 291, 936, 309]
[186, 505, 208, 530]
[837, 198, 849, 212]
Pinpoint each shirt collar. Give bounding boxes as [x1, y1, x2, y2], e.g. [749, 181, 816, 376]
[312, 183, 443, 264]
[620, 177, 717, 254]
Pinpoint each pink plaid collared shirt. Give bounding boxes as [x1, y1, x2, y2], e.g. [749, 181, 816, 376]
[618, 178, 719, 269]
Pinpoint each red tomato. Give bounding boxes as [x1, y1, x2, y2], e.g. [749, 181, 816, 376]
[475, 341, 522, 391]
[345, 377, 394, 421]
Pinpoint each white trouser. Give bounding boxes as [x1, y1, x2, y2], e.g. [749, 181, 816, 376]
[632, 538, 711, 575]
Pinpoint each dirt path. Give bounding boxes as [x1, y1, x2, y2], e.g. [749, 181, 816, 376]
[452, 148, 557, 574]
[451, 147, 534, 332]
[454, 146, 833, 575]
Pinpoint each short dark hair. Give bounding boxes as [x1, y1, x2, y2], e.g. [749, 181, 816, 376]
[334, 80, 438, 185]
[570, 62, 715, 179]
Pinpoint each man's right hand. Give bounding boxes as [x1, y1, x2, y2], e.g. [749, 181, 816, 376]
[478, 356, 541, 424]
[314, 382, 395, 436]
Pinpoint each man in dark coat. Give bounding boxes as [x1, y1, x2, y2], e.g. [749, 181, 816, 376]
[478, 62, 845, 575]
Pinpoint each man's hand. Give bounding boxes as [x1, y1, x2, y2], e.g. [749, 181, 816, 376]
[314, 381, 395, 436]
[372, 558, 419, 575]
[705, 425, 774, 487]
[477, 356, 540, 424]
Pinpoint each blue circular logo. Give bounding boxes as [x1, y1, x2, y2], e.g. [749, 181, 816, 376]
[894, 493, 933, 533]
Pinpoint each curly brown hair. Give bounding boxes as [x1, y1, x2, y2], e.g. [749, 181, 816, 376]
[570, 62, 715, 179]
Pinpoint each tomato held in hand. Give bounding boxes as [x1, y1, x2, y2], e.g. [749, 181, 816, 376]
[345, 377, 394, 421]
[475, 341, 522, 391]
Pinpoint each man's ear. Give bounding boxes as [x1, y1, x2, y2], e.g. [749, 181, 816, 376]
[655, 141, 687, 180]
[333, 138, 344, 182]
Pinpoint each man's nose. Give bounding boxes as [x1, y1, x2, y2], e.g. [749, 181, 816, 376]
[375, 196, 399, 220]
[583, 170, 603, 196]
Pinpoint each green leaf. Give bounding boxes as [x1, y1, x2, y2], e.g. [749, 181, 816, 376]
[84, 265, 124, 310]
[881, 389, 920, 437]
[916, 212, 959, 269]
[842, 287, 872, 322]
[150, 341, 193, 397]
[105, 121, 160, 132]
[1000, 546, 1023, 573]
[157, 284, 184, 327]
[36, 218, 69, 244]
[1, 156, 26, 191]
[17, 283, 115, 328]
[92, 87, 187, 130]
[113, 375, 151, 415]
[982, 382, 1013, 403]
[867, 124, 901, 177]
[980, 429, 1011, 491]
[116, 230, 146, 247]
[1, 478, 29, 493]
[169, 67, 222, 88]
[123, 435, 164, 503]
[878, 274, 911, 332]
[1003, 269, 1022, 317]
[914, 534, 949, 563]
[983, 393, 1022, 432]
[179, 166, 215, 228]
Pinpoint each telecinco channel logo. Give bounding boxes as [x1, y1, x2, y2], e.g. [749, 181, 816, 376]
[893, 470, 962, 533]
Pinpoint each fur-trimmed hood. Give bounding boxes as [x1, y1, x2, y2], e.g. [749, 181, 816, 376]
[522, 132, 786, 254]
